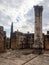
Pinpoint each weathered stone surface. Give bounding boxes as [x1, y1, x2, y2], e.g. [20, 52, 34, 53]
[25, 52, 49, 65]
[0, 26, 6, 52]
[0, 49, 37, 65]
[0, 50, 49, 65]
[33, 5, 43, 50]
[44, 35, 49, 50]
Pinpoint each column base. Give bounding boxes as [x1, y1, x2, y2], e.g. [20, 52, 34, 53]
[32, 48, 44, 54]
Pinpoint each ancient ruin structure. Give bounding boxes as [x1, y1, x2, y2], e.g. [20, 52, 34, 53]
[44, 31, 49, 49]
[0, 5, 49, 54]
[0, 26, 6, 52]
[33, 5, 43, 53]
[9, 5, 49, 50]
[10, 23, 34, 49]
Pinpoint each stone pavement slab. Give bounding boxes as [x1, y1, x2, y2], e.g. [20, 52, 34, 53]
[25, 55, 49, 65]
[0, 50, 49, 65]
[0, 50, 37, 65]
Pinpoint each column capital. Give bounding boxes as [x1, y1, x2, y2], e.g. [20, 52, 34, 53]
[34, 5, 43, 16]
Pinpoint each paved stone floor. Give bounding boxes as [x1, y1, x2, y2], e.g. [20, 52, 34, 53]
[0, 49, 49, 65]
[25, 54, 49, 65]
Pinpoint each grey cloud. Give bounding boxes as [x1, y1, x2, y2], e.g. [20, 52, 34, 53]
[42, 0, 49, 32]
[0, 11, 11, 26]
[24, 8, 34, 25]
[0, 0, 23, 8]
[16, 16, 21, 22]
[22, 25, 28, 29]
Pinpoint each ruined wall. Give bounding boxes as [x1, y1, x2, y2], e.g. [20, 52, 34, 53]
[0, 26, 6, 52]
[45, 35, 49, 50]
[25, 34, 34, 48]
[11, 38, 16, 49]
[11, 31, 34, 49]
[11, 32, 26, 49]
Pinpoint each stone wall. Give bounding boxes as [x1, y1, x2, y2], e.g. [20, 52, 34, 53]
[0, 26, 6, 52]
[45, 35, 49, 50]
[11, 31, 34, 49]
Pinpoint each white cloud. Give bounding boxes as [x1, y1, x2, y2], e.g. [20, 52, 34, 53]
[0, 0, 44, 37]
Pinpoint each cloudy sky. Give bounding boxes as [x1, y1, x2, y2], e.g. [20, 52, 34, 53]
[0, 0, 49, 37]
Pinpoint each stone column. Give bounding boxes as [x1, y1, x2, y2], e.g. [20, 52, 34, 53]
[33, 5, 43, 54]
